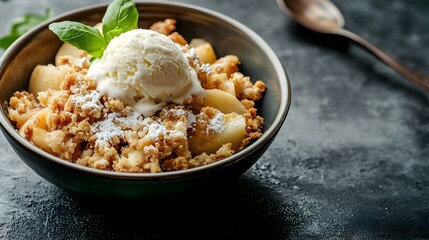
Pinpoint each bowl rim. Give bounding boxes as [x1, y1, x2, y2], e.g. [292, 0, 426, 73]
[0, 0, 291, 180]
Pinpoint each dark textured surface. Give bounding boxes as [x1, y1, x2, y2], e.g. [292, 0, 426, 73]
[1, 0, 428, 239]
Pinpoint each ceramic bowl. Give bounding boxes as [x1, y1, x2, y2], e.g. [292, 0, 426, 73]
[0, 1, 291, 198]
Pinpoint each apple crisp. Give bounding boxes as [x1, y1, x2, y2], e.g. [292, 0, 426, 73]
[7, 19, 266, 173]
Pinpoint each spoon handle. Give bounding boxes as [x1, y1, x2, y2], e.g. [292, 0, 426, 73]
[338, 29, 429, 93]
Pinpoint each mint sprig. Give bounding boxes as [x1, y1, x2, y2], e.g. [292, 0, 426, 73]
[49, 0, 138, 59]
[49, 21, 106, 58]
[0, 8, 52, 50]
[102, 0, 138, 42]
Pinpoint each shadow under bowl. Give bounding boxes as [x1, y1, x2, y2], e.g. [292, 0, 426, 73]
[0, 1, 291, 199]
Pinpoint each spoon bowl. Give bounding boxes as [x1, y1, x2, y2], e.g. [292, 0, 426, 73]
[277, 0, 429, 93]
[279, 0, 344, 33]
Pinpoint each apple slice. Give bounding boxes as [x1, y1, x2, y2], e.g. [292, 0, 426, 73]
[190, 38, 217, 64]
[28, 64, 70, 95]
[55, 43, 87, 66]
[203, 89, 246, 114]
[189, 111, 246, 155]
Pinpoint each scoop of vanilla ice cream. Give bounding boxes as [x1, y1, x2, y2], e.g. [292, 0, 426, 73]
[88, 29, 205, 116]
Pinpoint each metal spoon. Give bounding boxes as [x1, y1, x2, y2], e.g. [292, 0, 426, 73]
[277, 0, 429, 93]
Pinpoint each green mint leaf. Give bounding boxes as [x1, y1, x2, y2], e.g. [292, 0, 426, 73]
[49, 21, 107, 58]
[0, 8, 52, 50]
[105, 28, 124, 41]
[47, 0, 138, 58]
[102, 0, 138, 42]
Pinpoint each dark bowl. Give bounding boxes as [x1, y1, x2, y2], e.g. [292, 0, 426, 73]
[0, 1, 291, 198]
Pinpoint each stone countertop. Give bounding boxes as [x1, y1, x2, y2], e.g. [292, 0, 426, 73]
[0, 0, 428, 239]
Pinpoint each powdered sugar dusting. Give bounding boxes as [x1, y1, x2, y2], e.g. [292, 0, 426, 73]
[183, 47, 213, 74]
[91, 113, 124, 146]
[200, 63, 213, 74]
[142, 118, 186, 140]
[187, 112, 196, 130]
[207, 112, 225, 133]
[116, 110, 142, 127]
[72, 90, 102, 110]
[184, 48, 199, 65]
[91, 111, 142, 146]
[168, 108, 186, 117]
[75, 57, 88, 69]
